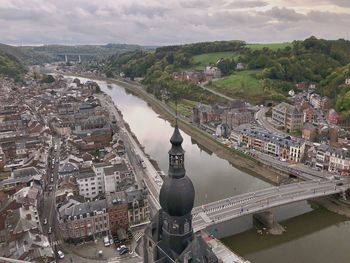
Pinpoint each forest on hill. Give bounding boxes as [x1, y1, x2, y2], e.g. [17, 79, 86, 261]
[0, 45, 27, 80]
[105, 37, 350, 116]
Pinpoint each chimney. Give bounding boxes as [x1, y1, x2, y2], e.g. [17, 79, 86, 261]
[26, 214, 32, 220]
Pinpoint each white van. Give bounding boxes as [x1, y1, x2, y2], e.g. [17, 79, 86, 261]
[104, 236, 110, 247]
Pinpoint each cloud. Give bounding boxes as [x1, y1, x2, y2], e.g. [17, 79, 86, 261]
[329, 0, 350, 7]
[225, 0, 269, 9]
[0, 0, 349, 45]
[263, 7, 306, 21]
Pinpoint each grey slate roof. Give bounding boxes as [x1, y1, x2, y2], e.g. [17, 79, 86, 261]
[59, 162, 79, 174]
[234, 124, 304, 147]
[61, 199, 108, 219]
[13, 167, 40, 178]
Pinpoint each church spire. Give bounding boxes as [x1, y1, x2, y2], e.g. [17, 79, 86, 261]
[168, 121, 185, 179]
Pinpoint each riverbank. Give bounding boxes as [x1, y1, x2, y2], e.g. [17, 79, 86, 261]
[312, 197, 350, 218]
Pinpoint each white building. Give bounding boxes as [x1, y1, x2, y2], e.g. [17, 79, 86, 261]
[345, 78, 350, 85]
[76, 167, 104, 199]
[328, 148, 350, 175]
[92, 161, 134, 194]
[204, 66, 222, 79]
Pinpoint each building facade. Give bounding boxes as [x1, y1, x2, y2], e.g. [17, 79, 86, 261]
[272, 102, 303, 132]
[231, 125, 305, 162]
[58, 199, 110, 243]
[76, 167, 104, 199]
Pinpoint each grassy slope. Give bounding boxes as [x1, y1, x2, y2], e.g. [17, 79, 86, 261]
[246, 43, 292, 50]
[208, 70, 267, 104]
[168, 99, 198, 117]
[193, 51, 239, 70]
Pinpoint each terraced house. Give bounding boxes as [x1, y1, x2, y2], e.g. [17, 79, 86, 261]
[58, 199, 110, 243]
[231, 124, 305, 163]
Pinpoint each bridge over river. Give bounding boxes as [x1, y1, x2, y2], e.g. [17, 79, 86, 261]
[134, 131, 350, 233]
[191, 179, 349, 232]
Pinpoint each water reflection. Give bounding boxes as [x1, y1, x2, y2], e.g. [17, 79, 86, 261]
[223, 209, 350, 263]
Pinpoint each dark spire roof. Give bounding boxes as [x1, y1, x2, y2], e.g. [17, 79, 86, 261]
[159, 123, 195, 217]
[170, 122, 183, 146]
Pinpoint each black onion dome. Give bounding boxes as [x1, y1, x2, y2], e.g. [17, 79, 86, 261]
[170, 124, 183, 146]
[160, 176, 195, 217]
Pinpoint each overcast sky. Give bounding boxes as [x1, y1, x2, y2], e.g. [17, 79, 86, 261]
[1, 0, 350, 46]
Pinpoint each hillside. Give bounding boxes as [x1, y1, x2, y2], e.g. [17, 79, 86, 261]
[0, 45, 26, 80]
[103, 37, 350, 115]
[18, 43, 146, 64]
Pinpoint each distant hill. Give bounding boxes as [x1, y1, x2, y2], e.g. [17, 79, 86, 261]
[18, 43, 148, 64]
[0, 44, 26, 80]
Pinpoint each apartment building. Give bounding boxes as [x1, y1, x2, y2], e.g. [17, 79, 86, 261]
[231, 125, 305, 162]
[126, 188, 150, 226]
[58, 199, 110, 243]
[106, 192, 129, 235]
[76, 167, 104, 199]
[272, 102, 303, 132]
[329, 148, 350, 175]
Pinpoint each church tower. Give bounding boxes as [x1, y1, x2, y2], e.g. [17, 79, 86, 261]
[159, 123, 195, 255]
[143, 123, 218, 263]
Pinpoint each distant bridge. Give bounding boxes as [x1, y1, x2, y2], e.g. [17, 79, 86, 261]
[56, 53, 115, 62]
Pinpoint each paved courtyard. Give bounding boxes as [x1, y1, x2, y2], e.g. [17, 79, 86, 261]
[59, 238, 142, 263]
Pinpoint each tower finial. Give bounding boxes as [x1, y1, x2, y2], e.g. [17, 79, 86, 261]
[175, 96, 178, 125]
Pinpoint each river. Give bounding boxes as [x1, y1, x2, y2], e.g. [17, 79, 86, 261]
[74, 77, 350, 263]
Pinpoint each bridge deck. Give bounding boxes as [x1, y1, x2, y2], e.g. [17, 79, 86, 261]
[192, 180, 349, 232]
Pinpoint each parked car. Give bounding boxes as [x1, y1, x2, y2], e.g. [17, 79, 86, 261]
[43, 218, 47, 225]
[57, 250, 64, 259]
[104, 236, 110, 247]
[49, 186, 53, 191]
[117, 245, 126, 251]
[119, 247, 129, 255]
[48, 227, 52, 234]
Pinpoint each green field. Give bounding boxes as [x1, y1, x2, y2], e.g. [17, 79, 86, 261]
[168, 99, 198, 117]
[193, 51, 239, 70]
[246, 43, 291, 50]
[208, 70, 267, 104]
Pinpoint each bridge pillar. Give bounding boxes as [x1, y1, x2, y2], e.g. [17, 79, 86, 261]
[65, 54, 68, 63]
[253, 211, 285, 235]
[78, 55, 81, 63]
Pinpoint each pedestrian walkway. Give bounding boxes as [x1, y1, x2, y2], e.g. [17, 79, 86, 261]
[50, 240, 62, 246]
[132, 231, 144, 242]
